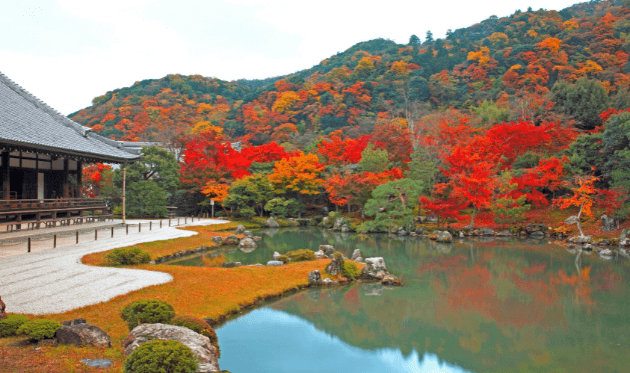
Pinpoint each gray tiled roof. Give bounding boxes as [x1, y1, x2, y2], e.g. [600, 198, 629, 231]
[0, 71, 140, 163]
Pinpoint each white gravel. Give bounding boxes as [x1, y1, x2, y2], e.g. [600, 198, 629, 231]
[0, 219, 229, 315]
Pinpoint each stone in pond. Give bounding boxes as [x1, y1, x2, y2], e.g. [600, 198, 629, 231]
[351, 249, 361, 261]
[80, 359, 113, 369]
[308, 270, 322, 285]
[272, 251, 281, 260]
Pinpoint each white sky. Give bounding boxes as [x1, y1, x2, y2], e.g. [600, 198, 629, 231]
[1, 0, 580, 115]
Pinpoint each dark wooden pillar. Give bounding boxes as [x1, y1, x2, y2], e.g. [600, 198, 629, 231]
[63, 158, 69, 199]
[1, 152, 9, 200]
[76, 161, 82, 198]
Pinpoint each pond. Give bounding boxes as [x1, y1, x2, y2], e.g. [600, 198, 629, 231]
[174, 228, 630, 373]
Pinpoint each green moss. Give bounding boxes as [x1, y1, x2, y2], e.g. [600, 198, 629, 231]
[0, 315, 30, 337]
[120, 300, 175, 331]
[16, 319, 62, 341]
[342, 261, 359, 280]
[124, 340, 198, 373]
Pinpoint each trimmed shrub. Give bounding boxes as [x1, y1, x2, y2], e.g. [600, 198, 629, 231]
[121, 300, 175, 330]
[169, 316, 220, 357]
[124, 339, 198, 373]
[285, 249, 316, 262]
[107, 247, 151, 266]
[16, 319, 62, 341]
[277, 255, 289, 264]
[0, 315, 30, 337]
[342, 261, 359, 280]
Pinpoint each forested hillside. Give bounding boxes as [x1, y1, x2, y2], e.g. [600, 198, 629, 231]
[76, 0, 630, 233]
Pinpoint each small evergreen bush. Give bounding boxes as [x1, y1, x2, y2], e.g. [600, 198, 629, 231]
[120, 300, 175, 330]
[342, 261, 359, 280]
[0, 315, 30, 337]
[124, 339, 198, 373]
[285, 249, 316, 262]
[107, 247, 151, 266]
[16, 319, 62, 341]
[169, 316, 220, 357]
[277, 255, 289, 264]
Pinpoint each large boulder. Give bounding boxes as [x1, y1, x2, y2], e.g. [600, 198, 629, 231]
[435, 231, 453, 243]
[565, 215, 579, 225]
[314, 250, 327, 259]
[526, 224, 547, 235]
[210, 236, 223, 245]
[319, 245, 335, 257]
[56, 319, 111, 348]
[601, 215, 618, 232]
[224, 235, 239, 245]
[272, 251, 281, 260]
[333, 218, 344, 230]
[569, 235, 592, 244]
[621, 229, 630, 241]
[238, 237, 257, 248]
[325, 253, 344, 276]
[351, 249, 361, 261]
[122, 323, 220, 373]
[234, 225, 246, 234]
[307, 270, 322, 286]
[265, 217, 280, 228]
[0, 296, 5, 320]
[360, 257, 389, 280]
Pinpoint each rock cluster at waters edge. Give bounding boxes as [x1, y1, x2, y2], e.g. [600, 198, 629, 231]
[360, 257, 389, 280]
[123, 323, 220, 373]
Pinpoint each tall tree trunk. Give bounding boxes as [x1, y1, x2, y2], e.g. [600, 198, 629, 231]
[470, 207, 476, 228]
[577, 202, 585, 237]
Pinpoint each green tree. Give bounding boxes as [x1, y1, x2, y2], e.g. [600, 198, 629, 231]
[105, 146, 180, 218]
[551, 78, 610, 130]
[361, 179, 424, 233]
[358, 143, 389, 173]
[223, 174, 274, 218]
[409, 34, 421, 46]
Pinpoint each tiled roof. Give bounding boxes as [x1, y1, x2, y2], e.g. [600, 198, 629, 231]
[0, 71, 140, 163]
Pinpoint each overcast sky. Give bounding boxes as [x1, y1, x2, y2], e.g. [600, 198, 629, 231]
[1, 0, 580, 115]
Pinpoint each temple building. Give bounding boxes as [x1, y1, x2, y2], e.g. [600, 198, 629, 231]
[0, 72, 140, 229]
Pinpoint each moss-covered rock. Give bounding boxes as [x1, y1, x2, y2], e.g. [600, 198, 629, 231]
[285, 249, 316, 262]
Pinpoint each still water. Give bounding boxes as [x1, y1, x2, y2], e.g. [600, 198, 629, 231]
[173, 228, 630, 373]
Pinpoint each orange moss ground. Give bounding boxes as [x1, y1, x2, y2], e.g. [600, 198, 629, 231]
[83, 221, 249, 265]
[1, 221, 332, 373]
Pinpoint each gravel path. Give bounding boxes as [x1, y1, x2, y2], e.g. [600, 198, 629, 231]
[0, 219, 229, 315]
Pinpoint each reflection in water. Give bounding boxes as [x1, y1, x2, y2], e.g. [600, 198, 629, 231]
[205, 228, 630, 372]
[217, 308, 470, 373]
